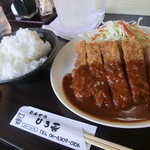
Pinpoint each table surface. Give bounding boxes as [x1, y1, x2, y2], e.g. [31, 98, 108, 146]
[0, 14, 150, 150]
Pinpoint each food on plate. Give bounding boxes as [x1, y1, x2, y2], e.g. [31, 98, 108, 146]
[62, 39, 150, 122]
[82, 20, 150, 48]
[99, 40, 132, 109]
[0, 28, 51, 80]
[62, 20, 150, 122]
[71, 41, 112, 108]
[122, 38, 150, 104]
[68, 38, 150, 110]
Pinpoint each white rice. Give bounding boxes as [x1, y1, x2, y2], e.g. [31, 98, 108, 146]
[0, 28, 51, 80]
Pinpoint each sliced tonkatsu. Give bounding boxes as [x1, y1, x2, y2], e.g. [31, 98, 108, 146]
[71, 40, 92, 99]
[71, 41, 112, 108]
[99, 41, 132, 109]
[74, 40, 87, 69]
[122, 38, 150, 103]
[86, 42, 112, 108]
[71, 39, 150, 110]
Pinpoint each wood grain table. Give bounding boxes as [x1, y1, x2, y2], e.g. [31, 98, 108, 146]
[0, 14, 150, 150]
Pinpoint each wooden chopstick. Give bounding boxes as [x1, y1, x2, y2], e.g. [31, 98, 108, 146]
[85, 136, 118, 150]
[84, 133, 133, 150]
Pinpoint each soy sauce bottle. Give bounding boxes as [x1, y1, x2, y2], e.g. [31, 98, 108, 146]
[12, 0, 37, 19]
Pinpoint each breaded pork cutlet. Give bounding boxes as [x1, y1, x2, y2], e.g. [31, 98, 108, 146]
[122, 38, 150, 103]
[100, 41, 132, 109]
[86, 42, 112, 108]
[71, 41, 92, 99]
[86, 42, 102, 65]
[74, 40, 87, 69]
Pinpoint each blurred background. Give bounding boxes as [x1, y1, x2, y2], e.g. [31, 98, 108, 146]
[0, 0, 149, 16]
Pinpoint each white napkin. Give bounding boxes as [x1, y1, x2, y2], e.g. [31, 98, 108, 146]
[10, 106, 97, 150]
[42, 13, 105, 40]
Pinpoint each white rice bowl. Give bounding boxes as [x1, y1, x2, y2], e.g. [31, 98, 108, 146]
[0, 28, 51, 80]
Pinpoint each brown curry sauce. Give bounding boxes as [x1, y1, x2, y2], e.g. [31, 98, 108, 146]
[62, 73, 150, 122]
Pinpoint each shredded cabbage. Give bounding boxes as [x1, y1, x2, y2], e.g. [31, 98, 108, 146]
[83, 19, 150, 43]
